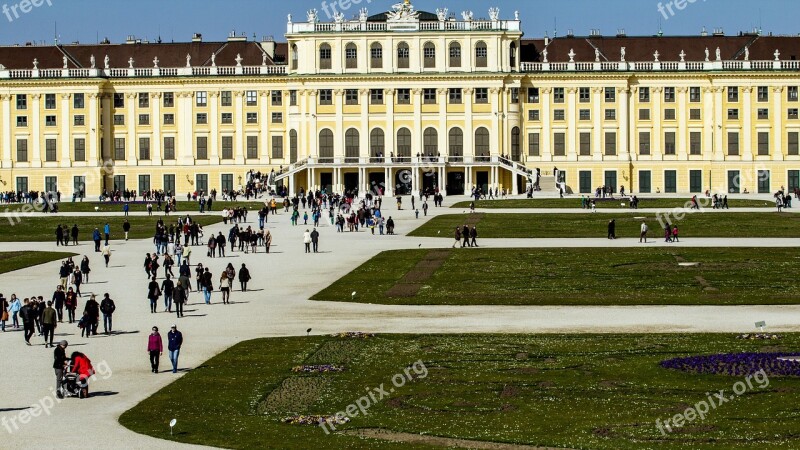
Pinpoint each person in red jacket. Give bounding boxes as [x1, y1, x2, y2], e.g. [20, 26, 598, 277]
[70, 351, 95, 397]
[147, 326, 163, 373]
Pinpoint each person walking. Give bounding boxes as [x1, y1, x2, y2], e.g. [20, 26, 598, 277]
[147, 326, 163, 373]
[41, 301, 57, 347]
[303, 229, 312, 253]
[9, 294, 21, 329]
[93, 228, 102, 252]
[103, 222, 110, 245]
[71, 224, 79, 246]
[161, 275, 175, 312]
[123, 219, 131, 241]
[54, 340, 69, 397]
[239, 264, 251, 292]
[72, 267, 83, 297]
[470, 226, 478, 247]
[173, 284, 186, 318]
[84, 294, 100, 336]
[167, 325, 183, 374]
[101, 242, 111, 267]
[0, 294, 7, 332]
[672, 225, 680, 243]
[639, 221, 649, 243]
[310, 228, 320, 253]
[80, 256, 91, 283]
[219, 272, 231, 304]
[452, 227, 461, 248]
[20, 298, 35, 345]
[65, 288, 78, 323]
[100, 293, 116, 334]
[202, 268, 213, 305]
[148, 276, 161, 313]
[52, 285, 65, 323]
[607, 219, 616, 240]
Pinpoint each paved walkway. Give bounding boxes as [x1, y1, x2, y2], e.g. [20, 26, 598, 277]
[0, 195, 798, 448]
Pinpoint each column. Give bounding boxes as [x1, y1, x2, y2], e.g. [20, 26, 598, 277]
[438, 88, 447, 159]
[412, 88, 422, 158]
[31, 94, 41, 167]
[713, 87, 724, 161]
[592, 87, 602, 161]
[126, 92, 137, 166]
[88, 93, 100, 165]
[308, 90, 318, 160]
[677, 87, 688, 160]
[773, 86, 784, 161]
[567, 87, 577, 160]
[299, 90, 307, 161]
[334, 89, 344, 159]
[742, 87, 753, 161]
[652, 87, 663, 161]
[464, 88, 474, 160]
[233, 91, 245, 164]
[385, 89, 395, 159]
[360, 88, 369, 163]
[260, 91, 270, 165]
[490, 87, 500, 156]
[208, 91, 220, 164]
[541, 88, 552, 162]
[618, 88, 630, 159]
[1, 95, 11, 167]
[151, 93, 162, 165]
[101, 94, 112, 164]
[60, 93, 71, 167]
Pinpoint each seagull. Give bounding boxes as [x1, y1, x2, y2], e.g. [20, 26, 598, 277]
[306, 328, 312, 336]
[351, 291, 357, 298]
[419, 244, 422, 248]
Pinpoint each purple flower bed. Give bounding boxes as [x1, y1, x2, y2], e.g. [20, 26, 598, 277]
[661, 353, 800, 377]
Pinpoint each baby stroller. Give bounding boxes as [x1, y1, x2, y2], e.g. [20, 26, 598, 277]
[59, 352, 94, 399]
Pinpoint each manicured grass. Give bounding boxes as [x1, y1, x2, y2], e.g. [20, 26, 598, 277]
[120, 334, 800, 449]
[0, 216, 225, 242]
[0, 251, 77, 275]
[312, 248, 800, 306]
[452, 198, 776, 209]
[409, 212, 800, 238]
[0, 200, 273, 214]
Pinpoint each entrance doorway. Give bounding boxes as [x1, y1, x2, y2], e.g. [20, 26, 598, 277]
[320, 173, 333, 193]
[476, 171, 489, 194]
[344, 173, 359, 195]
[395, 170, 412, 195]
[368, 172, 386, 196]
[446, 171, 465, 195]
[422, 171, 438, 194]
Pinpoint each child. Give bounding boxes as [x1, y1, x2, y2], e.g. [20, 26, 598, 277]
[415, 209, 420, 219]
[672, 225, 679, 243]
[78, 311, 90, 338]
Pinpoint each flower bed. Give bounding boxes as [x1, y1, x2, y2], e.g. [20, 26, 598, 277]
[736, 333, 782, 340]
[661, 352, 800, 377]
[282, 414, 350, 426]
[330, 332, 375, 339]
[291, 364, 345, 374]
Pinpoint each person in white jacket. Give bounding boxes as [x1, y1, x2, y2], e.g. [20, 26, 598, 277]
[303, 230, 312, 254]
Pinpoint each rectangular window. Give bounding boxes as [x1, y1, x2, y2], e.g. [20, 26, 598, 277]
[579, 132, 591, 156]
[44, 176, 58, 193]
[758, 170, 771, 194]
[639, 131, 651, 155]
[789, 170, 800, 192]
[74, 138, 86, 162]
[689, 170, 703, 193]
[690, 109, 701, 120]
[757, 86, 768, 102]
[163, 137, 175, 160]
[664, 87, 675, 102]
[73, 93, 85, 109]
[163, 92, 174, 107]
[345, 89, 359, 105]
[112, 175, 125, 192]
[664, 109, 676, 120]
[689, 87, 701, 102]
[689, 132, 702, 155]
[16, 94, 26, 110]
[16, 138, 27, 162]
[16, 116, 27, 127]
[728, 109, 739, 120]
[196, 113, 208, 124]
[553, 132, 566, 156]
[639, 87, 650, 102]
[163, 114, 175, 125]
[528, 110, 540, 121]
[272, 135, 284, 159]
[728, 170, 741, 193]
[579, 87, 590, 102]
[73, 176, 86, 196]
[639, 170, 651, 193]
[788, 86, 798, 102]
[604, 132, 616, 155]
[789, 109, 799, 120]
[113, 115, 125, 125]
[511, 88, 520, 104]
[290, 90, 297, 106]
[528, 132, 539, 156]
[423, 88, 437, 104]
[196, 136, 208, 160]
[246, 136, 258, 159]
[246, 90, 258, 106]
[45, 115, 56, 126]
[74, 115, 85, 126]
[758, 108, 769, 120]
[113, 93, 125, 108]
[605, 109, 616, 120]
[664, 132, 676, 155]
[527, 87, 540, 103]
[221, 91, 232, 107]
[397, 89, 411, 104]
[319, 89, 332, 105]
[370, 46, 383, 68]
[579, 109, 590, 121]
[370, 89, 384, 105]
[138, 92, 149, 108]
[195, 174, 208, 194]
[271, 112, 282, 124]
[448, 88, 462, 104]
[758, 132, 770, 155]
[114, 138, 126, 160]
[727, 132, 739, 156]
[221, 113, 233, 124]
[789, 132, 799, 156]
[553, 109, 565, 121]
[45, 138, 57, 161]
[221, 136, 233, 159]
[346, 46, 358, 68]
[138, 174, 150, 195]
[45, 93, 56, 109]
[221, 174, 234, 193]
[271, 90, 282, 106]
[664, 170, 677, 193]
[727, 87, 738, 102]
[16, 176, 28, 192]
[139, 137, 150, 160]
[639, 109, 650, 120]
[604, 87, 616, 103]
[196, 91, 207, 107]
[553, 87, 565, 103]
[579, 170, 592, 193]
[139, 114, 150, 125]
[320, 47, 332, 69]
[247, 112, 258, 124]
[475, 88, 489, 104]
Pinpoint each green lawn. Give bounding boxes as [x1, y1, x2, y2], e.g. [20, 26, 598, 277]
[0, 251, 77, 275]
[451, 198, 776, 209]
[0, 216, 225, 242]
[409, 212, 799, 238]
[1, 200, 273, 214]
[311, 248, 800, 306]
[119, 334, 800, 450]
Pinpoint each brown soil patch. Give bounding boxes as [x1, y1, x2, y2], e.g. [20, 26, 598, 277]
[386, 249, 451, 298]
[464, 212, 485, 227]
[538, 381, 556, 388]
[599, 380, 621, 388]
[342, 428, 572, 450]
[515, 352, 529, 360]
[516, 367, 540, 375]
[500, 384, 521, 398]
[592, 427, 615, 438]
[694, 276, 718, 292]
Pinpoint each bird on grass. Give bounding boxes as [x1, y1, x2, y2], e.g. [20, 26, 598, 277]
[306, 328, 312, 336]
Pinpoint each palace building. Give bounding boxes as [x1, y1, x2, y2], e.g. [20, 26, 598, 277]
[0, 0, 799, 197]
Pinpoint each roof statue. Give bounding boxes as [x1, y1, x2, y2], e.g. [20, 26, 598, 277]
[387, 0, 420, 22]
[489, 7, 500, 21]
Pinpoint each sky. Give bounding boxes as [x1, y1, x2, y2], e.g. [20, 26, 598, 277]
[0, 0, 796, 46]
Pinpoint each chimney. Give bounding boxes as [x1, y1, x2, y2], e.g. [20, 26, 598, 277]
[192, 33, 202, 43]
[260, 36, 276, 59]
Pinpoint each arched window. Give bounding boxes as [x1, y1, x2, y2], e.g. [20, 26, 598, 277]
[289, 129, 298, 163]
[475, 127, 490, 160]
[396, 128, 411, 161]
[448, 128, 463, 158]
[397, 42, 410, 69]
[345, 43, 358, 69]
[423, 128, 438, 156]
[510, 42, 517, 69]
[511, 127, 521, 161]
[475, 41, 488, 68]
[449, 42, 461, 68]
[370, 42, 383, 69]
[345, 128, 360, 162]
[423, 42, 436, 68]
[319, 129, 334, 162]
[370, 128, 385, 160]
[291, 44, 298, 70]
[319, 43, 332, 70]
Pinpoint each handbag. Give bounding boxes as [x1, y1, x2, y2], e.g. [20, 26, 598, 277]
[1, 310, 8, 321]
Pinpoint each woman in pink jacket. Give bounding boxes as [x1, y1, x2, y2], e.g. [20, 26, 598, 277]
[147, 326, 163, 373]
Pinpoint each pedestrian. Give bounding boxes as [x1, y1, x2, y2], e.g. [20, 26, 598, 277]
[20, 298, 35, 345]
[310, 228, 320, 253]
[167, 325, 183, 374]
[303, 229, 312, 253]
[470, 226, 478, 247]
[80, 256, 91, 283]
[672, 225, 680, 243]
[123, 219, 131, 241]
[147, 326, 163, 373]
[202, 268, 213, 304]
[148, 276, 161, 313]
[219, 272, 231, 304]
[664, 223, 673, 243]
[161, 275, 175, 312]
[640, 221, 649, 243]
[65, 288, 77, 323]
[100, 293, 115, 334]
[9, 294, 21, 329]
[101, 242, 111, 267]
[0, 294, 7, 332]
[173, 284, 186, 318]
[54, 340, 68, 397]
[71, 224, 79, 245]
[93, 228, 101, 252]
[452, 227, 461, 248]
[72, 267, 83, 297]
[103, 222, 110, 245]
[41, 301, 57, 347]
[608, 219, 616, 240]
[239, 264, 251, 292]
[52, 285, 65, 322]
[84, 294, 100, 336]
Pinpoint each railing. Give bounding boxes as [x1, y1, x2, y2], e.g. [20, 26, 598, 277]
[192, 67, 211, 76]
[287, 19, 521, 34]
[517, 59, 796, 73]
